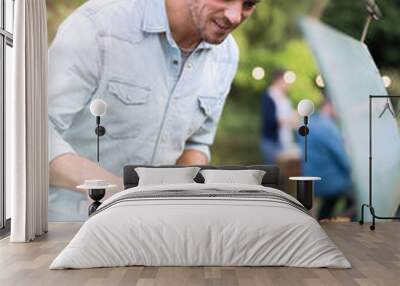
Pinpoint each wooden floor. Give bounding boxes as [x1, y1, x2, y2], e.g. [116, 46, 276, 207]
[0, 222, 399, 286]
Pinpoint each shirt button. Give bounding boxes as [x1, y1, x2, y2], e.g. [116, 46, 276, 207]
[173, 60, 179, 65]
[187, 63, 192, 69]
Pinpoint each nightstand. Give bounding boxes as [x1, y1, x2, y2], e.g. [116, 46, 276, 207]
[289, 177, 321, 210]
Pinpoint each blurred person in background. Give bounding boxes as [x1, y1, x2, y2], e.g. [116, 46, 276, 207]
[260, 69, 299, 164]
[298, 96, 355, 220]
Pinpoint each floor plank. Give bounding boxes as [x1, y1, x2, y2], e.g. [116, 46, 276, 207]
[0, 222, 399, 286]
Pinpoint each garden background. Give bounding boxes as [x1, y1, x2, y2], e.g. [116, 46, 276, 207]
[46, 0, 400, 165]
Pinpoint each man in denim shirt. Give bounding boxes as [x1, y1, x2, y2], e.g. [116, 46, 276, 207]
[48, 0, 258, 220]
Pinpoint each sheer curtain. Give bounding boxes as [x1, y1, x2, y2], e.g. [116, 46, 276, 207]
[8, 0, 48, 242]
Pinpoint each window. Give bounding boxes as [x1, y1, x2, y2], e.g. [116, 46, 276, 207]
[0, 0, 14, 233]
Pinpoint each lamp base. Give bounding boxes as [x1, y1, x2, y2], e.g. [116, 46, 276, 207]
[298, 126, 309, 136]
[359, 203, 400, 231]
[95, 126, 106, 136]
[88, 188, 106, 216]
[296, 180, 314, 210]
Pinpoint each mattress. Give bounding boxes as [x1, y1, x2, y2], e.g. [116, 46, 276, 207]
[50, 183, 351, 269]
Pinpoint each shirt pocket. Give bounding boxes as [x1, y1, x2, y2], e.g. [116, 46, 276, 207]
[187, 95, 223, 138]
[198, 96, 221, 120]
[105, 80, 151, 139]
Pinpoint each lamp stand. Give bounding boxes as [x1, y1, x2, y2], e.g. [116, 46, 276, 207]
[361, 15, 372, 43]
[359, 95, 400, 230]
[298, 116, 310, 162]
[360, 0, 382, 43]
[88, 188, 106, 216]
[95, 116, 106, 163]
[88, 116, 106, 215]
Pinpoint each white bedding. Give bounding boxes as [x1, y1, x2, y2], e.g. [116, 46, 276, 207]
[50, 183, 351, 269]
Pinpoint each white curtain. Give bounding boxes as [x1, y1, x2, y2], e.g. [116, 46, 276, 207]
[8, 0, 48, 242]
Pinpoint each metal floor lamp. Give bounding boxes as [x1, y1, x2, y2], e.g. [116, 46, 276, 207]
[359, 95, 400, 230]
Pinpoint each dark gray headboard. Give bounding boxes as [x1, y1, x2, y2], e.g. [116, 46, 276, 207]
[123, 165, 280, 189]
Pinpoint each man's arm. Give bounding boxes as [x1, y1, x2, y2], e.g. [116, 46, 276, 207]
[176, 149, 209, 165]
[179, 37, 239, 165]
[50, 154, 124, 195]
[48, 12, 117, 192]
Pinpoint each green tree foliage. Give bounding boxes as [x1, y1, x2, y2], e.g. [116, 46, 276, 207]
[322, 0, 400, 69]
[44, 0, 337, 164]
[240, 0, 313, 50]
[322, 0, 400, 114]
[47, 0, 86, 43]
[212, 1, 323, 164]
[46, 0, 399, 165]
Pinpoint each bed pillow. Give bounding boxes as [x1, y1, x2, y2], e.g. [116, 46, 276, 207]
[200, 169, 266, 185]
[135, 167, 201, 186]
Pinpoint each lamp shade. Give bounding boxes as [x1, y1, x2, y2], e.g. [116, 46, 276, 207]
[297, 99, 315, 117]
[90, 99, 107, 117]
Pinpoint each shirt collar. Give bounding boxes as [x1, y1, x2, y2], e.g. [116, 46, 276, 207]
[198, 41, 215, 51]
[142, 0, 169, 33]
[141, 0, 214, 50]
[269, 87, 286, 99]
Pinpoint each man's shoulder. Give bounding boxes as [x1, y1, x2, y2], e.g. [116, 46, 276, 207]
[214, 35, 239, 64]
[61, 0, 146, 42]
[74, 0, 144, 25]
[310, 114, 336, 136]
[77, 0, 141, 14]
[224, 35, 239, 57]
[262, 91, 276, 109]
[263, 89, 272, 97]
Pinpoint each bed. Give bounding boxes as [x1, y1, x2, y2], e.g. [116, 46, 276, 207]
[50, 165, 351, 269]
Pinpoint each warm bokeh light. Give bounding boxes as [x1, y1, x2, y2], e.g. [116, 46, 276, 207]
[252, 67, 265, 81]
[382, 75, 392, 88]
[315, 74, 325, 88]
[284, 71, 297, 84]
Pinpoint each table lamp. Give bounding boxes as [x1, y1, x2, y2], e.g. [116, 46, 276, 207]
[297, 99, 315, 162]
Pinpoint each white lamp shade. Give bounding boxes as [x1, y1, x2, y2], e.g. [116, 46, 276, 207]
[90, 99, 107, 117]
[297, 99, 315, 117]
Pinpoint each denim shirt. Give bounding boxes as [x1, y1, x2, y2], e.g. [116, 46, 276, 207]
[48, 0, 239, 221]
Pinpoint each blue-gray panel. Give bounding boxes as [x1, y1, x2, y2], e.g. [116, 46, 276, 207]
[300, 18, 400, 220]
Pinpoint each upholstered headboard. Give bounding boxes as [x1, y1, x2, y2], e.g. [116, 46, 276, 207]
[123, 165, 280, 189]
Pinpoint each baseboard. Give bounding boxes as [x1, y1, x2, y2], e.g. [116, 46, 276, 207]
[0, 218, 11, 239]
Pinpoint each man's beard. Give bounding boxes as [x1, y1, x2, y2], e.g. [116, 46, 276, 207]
[187, 0, 205, 40]
[187, 0, 227, 44]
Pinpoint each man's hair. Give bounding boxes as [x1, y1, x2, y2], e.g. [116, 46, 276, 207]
[270, 69, 286, 83]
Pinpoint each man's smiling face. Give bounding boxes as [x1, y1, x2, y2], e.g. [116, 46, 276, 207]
[187, 0, 258, 44]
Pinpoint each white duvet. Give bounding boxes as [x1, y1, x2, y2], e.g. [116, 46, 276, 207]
[50, 183, 351, 269]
